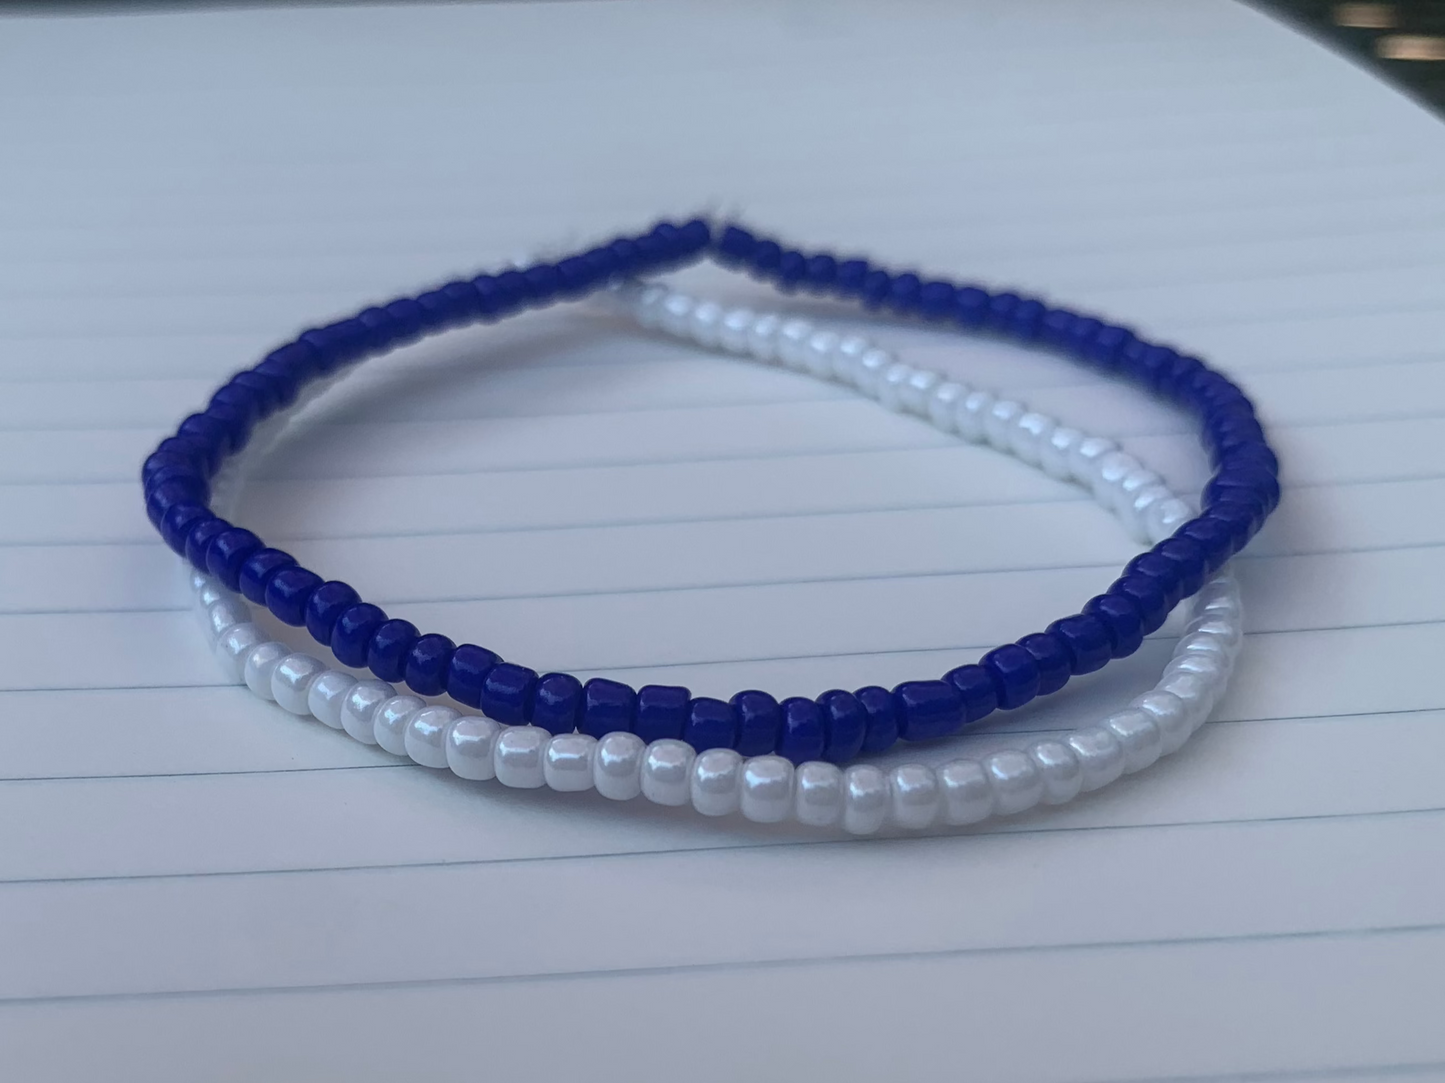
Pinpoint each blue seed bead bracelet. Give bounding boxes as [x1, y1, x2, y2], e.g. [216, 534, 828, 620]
[141, 217, 1281, 765]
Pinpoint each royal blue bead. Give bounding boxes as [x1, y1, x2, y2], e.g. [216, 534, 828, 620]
[1178, 516, 1235, 573]
[1085, 324, 1136, 370]
[1122, 551, 1185, 611]
[146, 478, 209, 529]
[1061, 314, 1103, 356]
[1045, 614, 1112, 675]
[581, 678, 636, 739]
[684, 697, 736, 752]
[918, 281, 956, 320]
[554, 256, 597, 298]
[855, 685, 899, 753]
[530, 672, 583, 734]
[731, 690, 783, 756]
[331, 604, 388, 669]
[1110, 574, 1170, 635]
[1082, 594, 1144, 658]
[229, 371, 286, 419]
[522, 263, 561, 302]
[177, 412, 231, 456]
[141, 448, 202, 487]
[403, 634, 455, 697]
[202, 401, 253, 453]
[985, 291, 1021, 331]
[185, 516, 230, 572]
[265, 566, 323, 627]
[817, 689, 867, 763]
[238, 548, 296, 605]
[778, 698, 826, 763]
[368, 618, 419, 683]
[1154, 536, 1208, 597]
[154, 433, 218, 474]
[204, 528, 263, 592]
[953, 286, 990, 328]
[143, 462, 205, 498]
[634, 684, 690, 743]
[942, 664, 999, 724]
[1218, 444, 1280, 477]
[861, 269, 892, 307]
[249, 360, 301, 406]
[303, 581, 360, 645]
[715, 225, 757, 265]
[893, 680, 964, 741]
[676, 218, 712, 254]
[206, 383, 261, 427]
[750, 240, 782, 276]
[1008, 298, 1047, 340]
[446, 644, 501, 709]
[885, 272, 922, 314]
[1018, 632, 1070, 696]
[160, 503, 211, 556]
[777, 250, 807, 291]
[980, 643, 1042, 710]
[1207, 501, 1257, 553]
[804, 254, 837, 291]
[1040, 307, 1080, 347]
[471, 274, 505, 319]
[835, 258, 870, 294]
[479, 662, 537, 724]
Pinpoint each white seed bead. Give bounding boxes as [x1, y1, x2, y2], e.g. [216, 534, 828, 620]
[340, 679, 396, 745]
[242, 641, 289, 701]
[900, 368, 943, 415]
[1029, 740, 1084, 805]
[543, 733, 598, 792]
[717, 307, 755, 353]
[741, 755, 795, 823]
[984, 399, 1025, 452]
[1040, 425, 1083, 480]
[374, 694, 424, 756]
[1067, 726, 1127, 792]
[307, 670, 357, 729]
[853, 347, 895, 396]
[775, 318, 815, 369]
[1131, 690, 1195, 755]
[1104, 708, 1163, 773]
[494, 725, 549, 789]
[690, 748, 743, 817]
[1068, 436, 1119, 486]
[926, 380, 968, 433]
[1117, 467, 1164, 516]
[1187, 614, 1244, 653]
[877, 361, 916, 411]
[1090, 450, 1141, 507]
[842, 764, 890, 835]
[1174, 634, 1233, 668]
[188, 568, 210, 594]
[1145, 496, 1194, 543]
[688, 300, 724, 348]
[658, 291, 694, 337]
[937, 759, 993, 825]
[831, 334, 872, 383]
[793, 761, 844, 827]
[446, 716, 503, 780]
[985, 750, 1044, 816]
[206, 597, 249, 644]
[1011, 411, 1056, 466]
[801, 329, 841, 378]
[747, 313, 784, 362]
[954, 389, 995, 442]
[1126, 484, 1174, 544]
[270, 653, 326, 716]
[641, 739, 696, 806]
[594, 731, 646, 800]
[196, 581, 227, 620]
[889, 764, 941, 829]
[214, 621, 266, 683]
[633, 284, 670, 329]
[406, 706, 459, 769]
[1157, 672, 1222, 731]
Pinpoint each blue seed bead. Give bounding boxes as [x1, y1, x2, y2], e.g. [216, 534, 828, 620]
[204, 528, 263, 592]
[1039, 306, 1079, 347]
[855, 685, 899, 754]
[471, 274, 505, 319]
[229, 371, 286, 419]
[1018, 632, 1071, 696]
[493, 269, 533, 307]
[185, 516, 230, 572]
[1122, 551, 1185, 611]
[530, 672, 583, 735]
[749, 240, 782, 277]
[414, 288, 459, 331]
[1083, 594, 1145, 658]
[583, 246, 622, 285]
[1207, 501, 1256, 553]
[522, 263, 561, 303]
[146, 478, 209, 529]
[250, 358, 302, 405]
[885, 272, 922, 314]
[731, 690, 783, 756]
[943, 664, 999, 724]
[817, 689, 867, 764]
[980, 644, 1042, 710]
[917, 280, 956, 321]
[143, 462, 205, 497]
[330, 603, 387, 668]
[206, 382, 261, 427]
[403, 634, 456, 697]
[446, 644, 501, 709]
[1085, 324, 1136, 370]
[154, 433, 218, 474]
[160, 503, 211, 556]
[581, 678, 637, 739]
[177, 412, 231, 455]
[1154, 536, 1209, 597]
[860, 269, 892, 307]
[141, 448, 202, 487]
[303, 580, 360, 646]
[715, 225, 757, 265]
[893, 680, 965, 741]
[1110, 574, 1170, 636]
[634, 684, 690, 743]
[1045, 614, 1113, 675]
[367, 618, 419, 683]
[237, 548, 296, 605]
[676, 218, 711, 254]
[1008, 298, 1047, 341]
[1061, 314, 1103, 356]
[834, 258, 870, 295]
[1204, 465, 1280, 512]
[382, 298, 424, 343]
[684, 697, 737, 752]
[1218, 444, 1280, 477]
[777, 698, 826, 763]
[953, 286, 990, 328]
[479, 663, 537, 724]
[985, 291, 1022, 331]
[553, 256, 596, 298]
[776, 250, 807, 291]
[804, 254, 837, 291]
[1178, 516, 1235, 574]
[1160, 354, 1206, 399]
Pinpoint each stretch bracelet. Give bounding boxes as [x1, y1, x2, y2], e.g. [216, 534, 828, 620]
[142, 218, 1278, 763]
[186, 305, 1241, 833]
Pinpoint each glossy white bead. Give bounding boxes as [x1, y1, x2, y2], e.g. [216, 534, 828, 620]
[1040, 425, 1083, 481]
[690, 748, 743, 817]
[688, 300, 724, 348]
[1157, 672, 1222, 731]
[206, 597, 248, 644]
[954, 389, 995, 442]
[196, 581, 227, 621]
[594, 731, 646, 800]
[718, 307, 756, 354]
[446, 716, 503, 780]
[1090, 451, 1141, 507]
[746, 313, 783, 362]
[801, 329, 841, 378]
[793, 761, 844, 827]
[1187, 614, 1244, 653]
[632, 284, 669, 329]
[641, 739, 695, 806]
[1174, 634, 1234, 668]
[831, 334, 872, 383]
[494, 725, 548, 789]
[1067, 726, 1127, 792]
[776, 318, 815, 369]
[543, 733, 597, 792]
[1011, 411, 1056, 465]
[405, 705, 459, 769]
[984, 399, 1025, 452]
[242, 641, 289, 701]
[1145, 496, 1194, 543]
[841, 764, 890, 835]
[853, 347, 894, 396]
[877, 361, 917, 411]
[1131, 690, 1195, 755]
[214, 621, 266, 683]
[1068, 436, 1119, 486]
[1029, 740, 1084, 804]
[307, 670, 357, 729]
[985, 750, 1044, 816]
[889, 764, 940, 829]
[340, 679, 395, 745]
[188, 568, 210, 594]
[270, 653, 326, 716]
[926, 380, 967, 433]
[1117, 467, 1164, 516]
[937, 759, 993, 824]
[1126, 484, 1174, 543]
[1105, 708, 1163, 772]
[374, 694, 424, 756]
[900, 368, 943, 415]
[740, 755, 794, 823]
[658, 291, 694, 337]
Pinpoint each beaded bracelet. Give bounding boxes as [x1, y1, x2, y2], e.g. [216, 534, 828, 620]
[186, 298, 1241, 833]
[142, 218, 1278, 764]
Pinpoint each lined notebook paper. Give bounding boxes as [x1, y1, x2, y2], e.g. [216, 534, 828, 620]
[3, 1, 1445, 1080]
